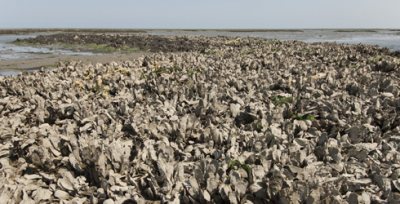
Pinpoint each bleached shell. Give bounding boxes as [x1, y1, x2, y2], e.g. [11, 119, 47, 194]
[32, 188, 52, 202]
[54, 190, 70, 200]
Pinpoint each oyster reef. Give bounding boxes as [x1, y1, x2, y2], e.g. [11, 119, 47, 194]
[1, 34, 400, 203]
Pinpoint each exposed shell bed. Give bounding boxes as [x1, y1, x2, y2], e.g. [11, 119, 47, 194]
[1, 34, 400, 203]
[15, 33, 216, 53]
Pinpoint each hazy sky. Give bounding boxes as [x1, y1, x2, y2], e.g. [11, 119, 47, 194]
[1, 0, 399, 29]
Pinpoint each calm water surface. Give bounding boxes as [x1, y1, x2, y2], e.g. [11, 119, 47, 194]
[0, 33, 94, 76]
[0, 34, 93, 61]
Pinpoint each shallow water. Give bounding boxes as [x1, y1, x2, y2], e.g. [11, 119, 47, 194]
[0, 67, 45, 76]
[148, 29, 400, 51]
[0, 69, 22, 76]
[0, 34, 95, 76]
[0, 34, 94, 61]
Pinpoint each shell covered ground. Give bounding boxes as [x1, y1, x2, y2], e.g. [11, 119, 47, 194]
[1, 34, 400, 203]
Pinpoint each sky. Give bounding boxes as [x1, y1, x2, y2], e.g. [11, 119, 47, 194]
[1, 0, 400, 29]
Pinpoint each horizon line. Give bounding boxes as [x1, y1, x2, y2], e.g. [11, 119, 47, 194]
[0, 27, 399, 30]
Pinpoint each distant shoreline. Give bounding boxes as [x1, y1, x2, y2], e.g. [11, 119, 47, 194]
[2, 32, 399, 74]
[1, 28, 400, 35]
[2, 30, 399, 75]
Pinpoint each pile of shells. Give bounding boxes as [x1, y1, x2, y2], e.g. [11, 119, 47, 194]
[1, 35, 400, 203]
[16, 33, 226, 53]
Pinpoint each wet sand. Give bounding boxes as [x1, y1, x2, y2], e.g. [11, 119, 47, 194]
[0, 52, 150, 70]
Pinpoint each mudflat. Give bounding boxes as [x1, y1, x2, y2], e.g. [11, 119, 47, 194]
[0, 52, 150, 70]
